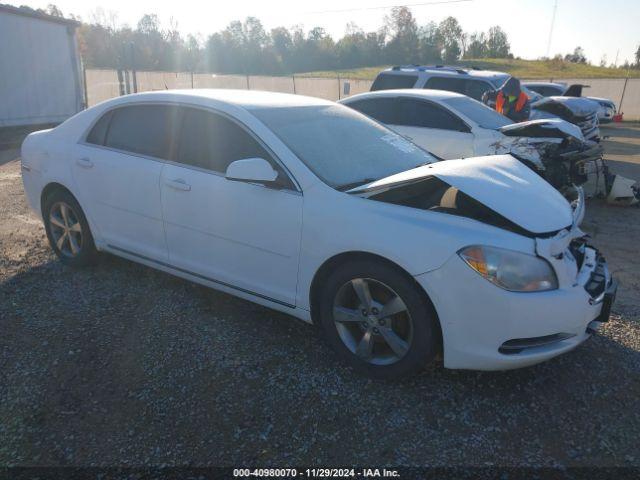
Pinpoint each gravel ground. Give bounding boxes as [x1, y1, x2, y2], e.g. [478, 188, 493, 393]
[1, 125, 640, 468]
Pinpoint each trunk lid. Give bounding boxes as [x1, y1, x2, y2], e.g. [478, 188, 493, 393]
[349, 154, 574, 235]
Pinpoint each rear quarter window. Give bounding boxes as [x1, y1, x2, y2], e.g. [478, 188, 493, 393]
[86, 110, 113, 146]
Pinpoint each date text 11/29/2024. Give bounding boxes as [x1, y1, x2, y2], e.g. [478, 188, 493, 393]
[233, 468, 400, 478]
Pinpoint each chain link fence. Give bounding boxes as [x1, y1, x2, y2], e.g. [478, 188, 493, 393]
[84, 69, 640, 120]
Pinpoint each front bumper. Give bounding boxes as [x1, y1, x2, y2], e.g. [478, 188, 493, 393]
[415, 251, 616, 371]
[597, 106, 615, 123]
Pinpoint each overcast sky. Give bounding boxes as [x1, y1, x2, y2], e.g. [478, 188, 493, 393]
[8, 0, 640, 65]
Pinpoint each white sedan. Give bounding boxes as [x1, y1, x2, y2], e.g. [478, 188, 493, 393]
[340, 89, 585, 165]
[21, 90, 616, 377]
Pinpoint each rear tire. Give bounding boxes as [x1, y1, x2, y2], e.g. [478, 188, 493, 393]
[43, 189, 98, 267]
[317, 260, 439, 379]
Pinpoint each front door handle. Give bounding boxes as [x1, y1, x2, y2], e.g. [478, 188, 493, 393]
[165, 178, 191, 191]
[76, 157, 94, 169]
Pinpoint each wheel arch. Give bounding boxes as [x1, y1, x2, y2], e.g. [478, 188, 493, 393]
[309, 251, 443, 350]
[39, 182, 100, 245]
[40, 182, 78, 216]
[39, 181, 99, 265]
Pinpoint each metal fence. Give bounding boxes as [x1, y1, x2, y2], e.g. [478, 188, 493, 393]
[84, 69, 640, 120]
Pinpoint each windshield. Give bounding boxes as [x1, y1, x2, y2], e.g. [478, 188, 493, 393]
[251, 104, 437, 190]
[442, 96, 513, 129]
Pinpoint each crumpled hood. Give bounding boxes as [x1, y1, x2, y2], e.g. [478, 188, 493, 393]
[499, 118, 584, 141]
[351, 155, 573, 234]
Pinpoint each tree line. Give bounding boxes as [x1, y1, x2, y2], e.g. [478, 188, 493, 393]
[19, 4, 512, 74]
[15, 3, 640, 74]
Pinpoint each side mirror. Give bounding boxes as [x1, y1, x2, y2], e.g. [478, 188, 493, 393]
[225, 158, 278, 184]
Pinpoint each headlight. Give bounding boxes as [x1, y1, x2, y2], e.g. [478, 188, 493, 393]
[458, 245, 558, 292]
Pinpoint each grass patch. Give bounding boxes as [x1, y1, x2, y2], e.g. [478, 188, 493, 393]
[300, 58, 640, 80]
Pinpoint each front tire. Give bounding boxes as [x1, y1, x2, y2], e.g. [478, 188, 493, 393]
[43, 190, 97, 267]
[317, 260, 439, 379]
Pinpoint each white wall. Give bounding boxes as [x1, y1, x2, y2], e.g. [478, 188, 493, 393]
[0, 10, 84, 127]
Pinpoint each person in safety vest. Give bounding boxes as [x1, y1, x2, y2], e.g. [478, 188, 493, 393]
[482, 77, 530, 123]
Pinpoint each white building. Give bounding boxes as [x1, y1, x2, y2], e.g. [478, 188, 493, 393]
[0, 4, 84, 127]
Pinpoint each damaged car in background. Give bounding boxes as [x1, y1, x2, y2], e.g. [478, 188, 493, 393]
[369, 65, 604, 143]
[526, 92, 601, 143]
[342, 89, 639, 206]
[21, 90, 617, 377]
[524, 81, 618, 123]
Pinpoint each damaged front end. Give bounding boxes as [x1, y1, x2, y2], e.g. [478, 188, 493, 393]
[535, 188, 617, 331]
[530, 97, 601, 143]
[349, 157, 617, 330]
[362, 175, 534, 237]
[494, 119, 639, 205]
[357, 165, 617, 332]
[349, 154, 575, 236]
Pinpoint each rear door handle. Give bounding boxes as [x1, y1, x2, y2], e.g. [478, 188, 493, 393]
[76, 157, 94, 169]
[165, 178, 191, 191]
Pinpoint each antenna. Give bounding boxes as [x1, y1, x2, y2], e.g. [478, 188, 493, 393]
[545, 0, 558, 58]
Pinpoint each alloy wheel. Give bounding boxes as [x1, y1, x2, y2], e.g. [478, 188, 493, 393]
[332, 278, 413, 365]
[49, 201, 83, 258]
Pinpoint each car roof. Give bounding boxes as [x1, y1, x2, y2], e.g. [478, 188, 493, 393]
[342, 88, 467, 103]
[379, 65, 510, 82]
[103, 89, 335, 110]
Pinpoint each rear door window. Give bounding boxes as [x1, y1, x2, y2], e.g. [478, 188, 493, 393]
[371, 73, 418, 91]
[396, 99, 469, 132]
[424, 77, 467, 94]
[346, 98, 398, 124]
[104, 104, 180, 160]
[424, 77, 493, 101]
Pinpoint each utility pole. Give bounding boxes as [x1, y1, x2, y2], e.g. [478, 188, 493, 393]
[545, 0, 558, 58]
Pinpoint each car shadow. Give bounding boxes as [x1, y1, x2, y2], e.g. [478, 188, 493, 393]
[601, 158, 640, 184]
